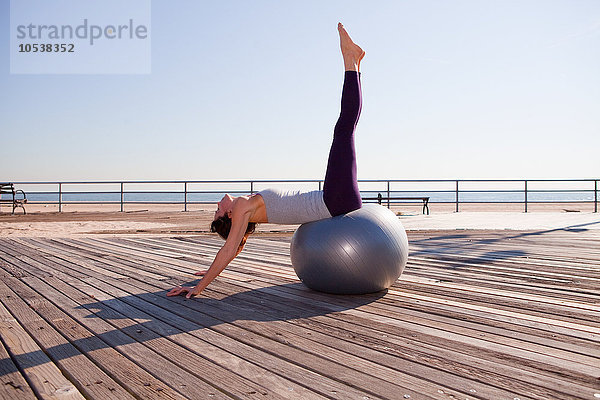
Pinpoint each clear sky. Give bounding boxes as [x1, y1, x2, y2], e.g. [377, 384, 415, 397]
[1, 0, 599, 182]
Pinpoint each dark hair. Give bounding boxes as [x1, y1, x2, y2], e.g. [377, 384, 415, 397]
[210, 215, 256, 240]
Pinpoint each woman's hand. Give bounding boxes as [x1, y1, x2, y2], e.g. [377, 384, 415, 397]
[166, 269, 209, 298]
[166, 285, 202, 298]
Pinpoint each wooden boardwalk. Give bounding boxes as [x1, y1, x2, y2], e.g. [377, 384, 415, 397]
[0, 229, 599, 399]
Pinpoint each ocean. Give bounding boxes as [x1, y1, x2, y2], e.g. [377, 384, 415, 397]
[20, 190, 596, 204]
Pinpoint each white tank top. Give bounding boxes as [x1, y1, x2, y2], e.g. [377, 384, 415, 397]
[257, 189, 332, 224]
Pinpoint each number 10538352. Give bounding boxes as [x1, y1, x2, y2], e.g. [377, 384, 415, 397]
[18, 43, 74, 53]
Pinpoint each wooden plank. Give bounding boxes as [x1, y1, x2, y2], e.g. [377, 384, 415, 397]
[2, 239, 250, 399]
[50, 238, 169, 281]
[120, 234, 600, 356]
[38, 267, 391, 399]
[3, 240, 349, 400]
[37, 275, 297, 400]
[123, 239, 600, 398]
[59, 238, 572, 400]
[0, 277, 136, 399]
[406, 256, 600, 289]
[0, 276, 136, 400]
[407, 253, 600, 283]
[2, 229, 600, 400]
[220, 256, 600, 349]
[129, 284, 462, 400]
[23, 238, 438, 400]
[0, 301, 85, 399]
[0, 249, 53, 278]
[402, 265, 600, 303]
[0, 332, 38, 400]
[47, 237, 201, 280]
[18, 237, 167, 282]
[205, 261, 600, 386]
[188, 281, 535, 400]
[227, 239, 599, 335]
[20, 274, 233, 400]
[203, 270, 600, 398]
[408, 231, 600, 265]
[371, 288, 600, 358]
[388, 280, 600, 328]
[0, 274, 188, 400]
[289, 306, 592, 400]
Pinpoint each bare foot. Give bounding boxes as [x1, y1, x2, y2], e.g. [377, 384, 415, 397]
[338, 23, 365, 71]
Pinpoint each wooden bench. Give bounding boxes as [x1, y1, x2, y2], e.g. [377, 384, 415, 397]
[363, 193, 430, 215]
[1, 183, 27, 214]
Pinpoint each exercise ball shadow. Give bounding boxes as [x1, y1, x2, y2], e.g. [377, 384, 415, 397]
[291, 203, 409, 294]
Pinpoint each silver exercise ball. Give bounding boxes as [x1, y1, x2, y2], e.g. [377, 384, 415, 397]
[290, 203, 409, 294]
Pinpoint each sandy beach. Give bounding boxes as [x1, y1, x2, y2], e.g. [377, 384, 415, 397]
[1, 202, 598, 237]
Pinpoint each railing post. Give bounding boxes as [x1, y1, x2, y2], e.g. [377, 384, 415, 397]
[250, 181, 254, 195]
[318, 181, 322, 191]
[58, 183, 62, 212]
[119, 182, 124, 212]
[387, 181, 390, 208]
[524, 180, 528, 213]
[184, 182, 188, 212]
[595, 180, 598, 213]
[455, 180, 459, 212]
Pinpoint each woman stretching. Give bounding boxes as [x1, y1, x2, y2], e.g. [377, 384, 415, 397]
[168, 23, 365, 298]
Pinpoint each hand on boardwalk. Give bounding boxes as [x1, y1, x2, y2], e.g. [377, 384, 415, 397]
[166, 286, 197, 298]
[167, 271, 207, 297]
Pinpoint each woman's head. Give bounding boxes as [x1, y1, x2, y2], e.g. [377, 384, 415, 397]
[211, 193, 256, 240]
[210, 215, 256, 240]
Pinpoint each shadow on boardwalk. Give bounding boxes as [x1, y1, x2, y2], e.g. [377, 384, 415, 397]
[5, 282, 385, 372]
[407, 219, 600, 263]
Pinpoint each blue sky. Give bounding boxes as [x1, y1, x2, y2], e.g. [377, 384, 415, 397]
[1, 0, 599, 181]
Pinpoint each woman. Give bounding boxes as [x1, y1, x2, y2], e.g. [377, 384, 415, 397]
[167, 23, 365, 299]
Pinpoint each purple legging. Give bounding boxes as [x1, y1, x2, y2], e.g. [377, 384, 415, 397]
[323, 70, 363, 217]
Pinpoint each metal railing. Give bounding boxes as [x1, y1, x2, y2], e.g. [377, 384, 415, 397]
[3, 179, 599, 213]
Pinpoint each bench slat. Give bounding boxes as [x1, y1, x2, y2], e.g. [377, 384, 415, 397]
[363, 193, 430, 215]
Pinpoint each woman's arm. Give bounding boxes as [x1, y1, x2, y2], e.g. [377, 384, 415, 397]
[167, 198, 253, 298]
[193, 234, 248, 277]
